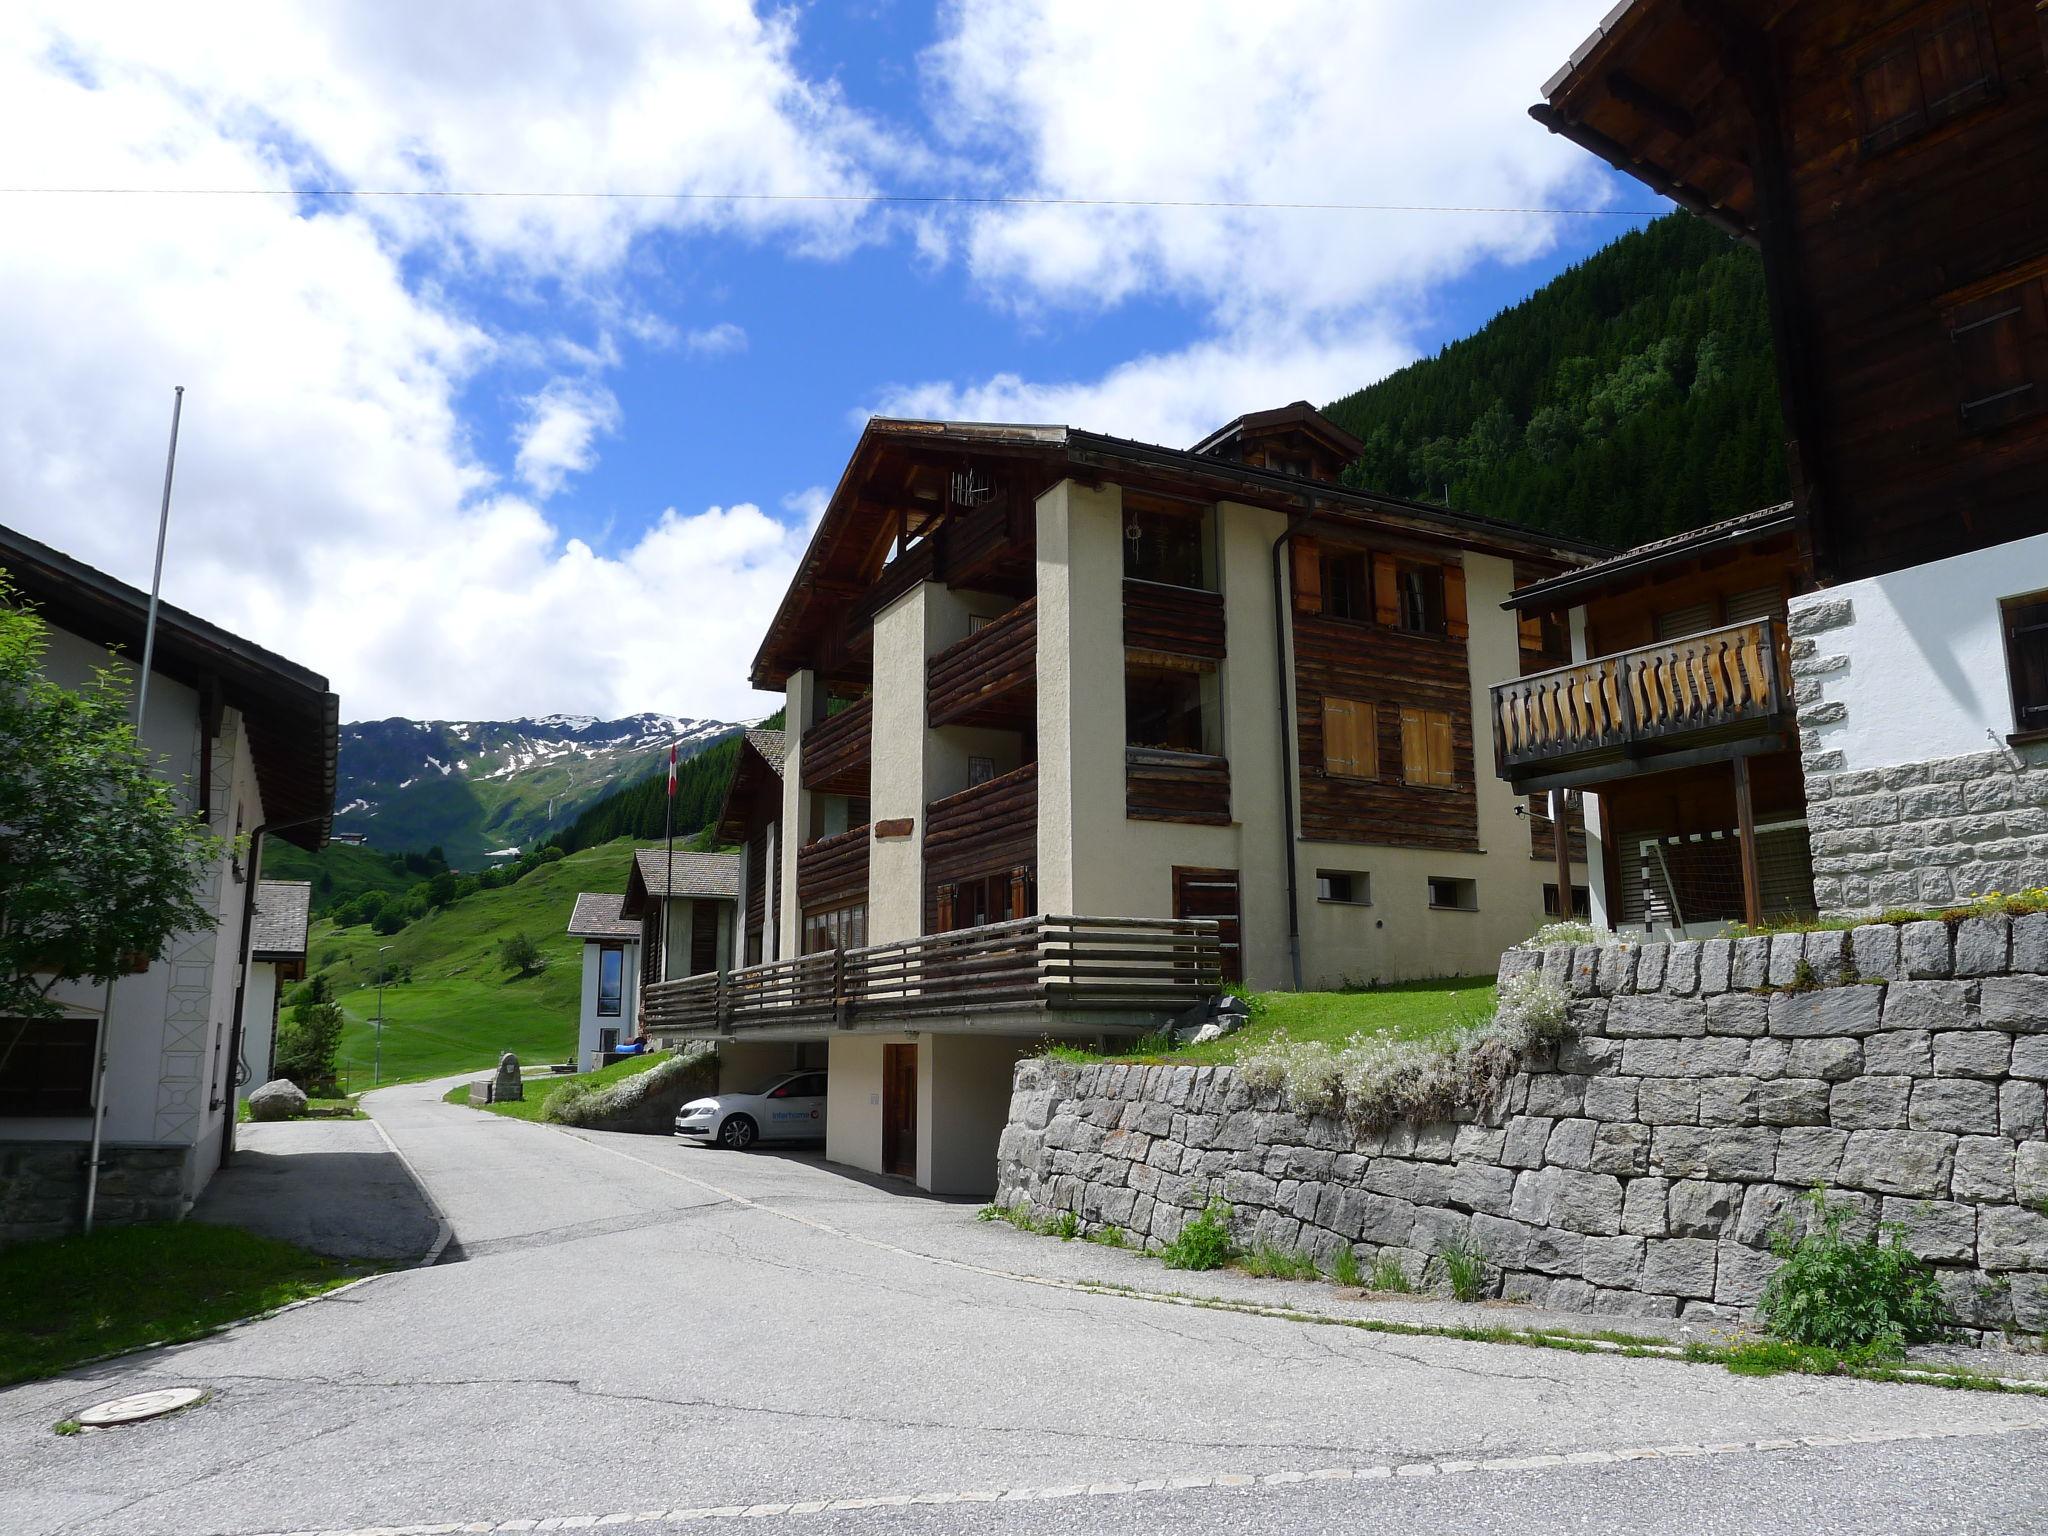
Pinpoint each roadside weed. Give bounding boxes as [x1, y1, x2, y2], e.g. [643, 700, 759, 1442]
[1053, 1211, 1082, 1242]
[1758, 1190, 1948, 1358]
[1440, 1241, 1489, 1303]
[1367, 1254, 1416, 1294]
[1161, 1202, 1236, 1271]
[1238, 1243, 1319, 1280]
[1329, 1244, 1363, 1288]
[1086, 1226, 1129, 1249]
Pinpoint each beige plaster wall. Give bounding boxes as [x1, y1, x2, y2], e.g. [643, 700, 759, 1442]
[922, 1033, 1040, 1196]
[776, 669, 819, 959]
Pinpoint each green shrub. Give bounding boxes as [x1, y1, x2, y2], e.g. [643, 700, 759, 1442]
[1367, 1253, 1416, 1293]
[1220, 981, 1272, 1021]
[1329, 1244, 1363, 1288]
[1161, 1202, 1235, 1271]
[1758, 1191, 1948, 1357]
[1086, 1225, 1128, 1249]
[1440, 1240, 1489, 1303]
[273, 1001, 343, 1092]
[1053, 1210, 1081, 1242]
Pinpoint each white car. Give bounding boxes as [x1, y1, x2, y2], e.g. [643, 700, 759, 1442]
[674, 1070, 827, 1150]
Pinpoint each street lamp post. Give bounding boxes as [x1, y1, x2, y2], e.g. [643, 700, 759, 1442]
[374, 945, 393, 1085]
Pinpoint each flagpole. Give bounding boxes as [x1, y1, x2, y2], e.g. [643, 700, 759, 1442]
[661, 739, 678, 1015]
[85, 385, 184, 1235]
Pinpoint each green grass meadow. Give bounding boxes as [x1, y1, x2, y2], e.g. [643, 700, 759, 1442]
[1099, 976, 1497, 1066]
[299, 838, 643, 1088]
[442, 1049, 669, 1122]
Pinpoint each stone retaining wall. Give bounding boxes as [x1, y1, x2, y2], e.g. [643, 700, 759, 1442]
[994, 919, 2048, 1337]
[0, 1142, 186, 1247]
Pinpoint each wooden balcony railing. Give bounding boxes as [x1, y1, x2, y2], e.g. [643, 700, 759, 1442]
[640, 914, 1223, 1036]
[927, 598, 1037, 728]
[925, 761, 1037, 889]
[796, 822, 871, 911]
[1124, 580, 1226, 660]
[800, 697, 872, 794]
[1490, 619, 1789, 787]
[1126, 747, 1231, 825]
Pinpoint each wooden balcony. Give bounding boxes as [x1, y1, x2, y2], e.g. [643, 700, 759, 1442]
[801, 697, 872, 795]
[1126, 747, 1231, 825]
[796, 822, 870, 911]
[641, 913, 1223, 1038]
[927, 598, 1036, 728]
[1491, 619, 1791, 792]
[1124, 579, 1225, 660]
[926, 761, 1037, 890]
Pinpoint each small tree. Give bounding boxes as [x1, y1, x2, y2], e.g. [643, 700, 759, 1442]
[274, 999, 343, 1092]
[0, 579, 221, 1020]
[500, 931, 547, 977]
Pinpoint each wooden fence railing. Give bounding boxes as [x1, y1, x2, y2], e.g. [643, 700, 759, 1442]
[640, 914, 1223, 1036]
[800, 697, 873, 794]
[927, 597, 1037, 727]
[1491, 618, 1787, 779]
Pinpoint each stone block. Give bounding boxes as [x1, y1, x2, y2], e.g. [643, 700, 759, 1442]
[1569, 944, 1605, 997]
[1590, 1123, 1652, 1177]
[1880, 1197, 1979, 1263]
[1452, 1124, 1507, 1163]
[1790, 594, 1854, 634]
[1636, 1078, 1699, 1126]
[1698, 939, 1732, 995]
[1746, 1038, 1789, 1079]
[1355, 1194, 1421, 1246]
[1592, 1288, 1681, 1320]
[1582, 1076, 1639, 1123]
[1769, 987, 1884, 1038]
[1525, 1225, 1586, 1276]
[1557, 1035, 1622, 1077]
[1698, 1076, 1761, 1127]
[1224, 1170, 1279, 1209]
[1850, 924, 1902, 983]
[1362, 1160, 1450, 1206]
[2015, 1277, 2048, 1333]
[1731, 936, 1771, 991]
[1829, 1076, 1912, 1130]
[2013, 912, 2048, 974]
[1953, 916, 2011, 978]
[1704, 993, 1770, 1039]
[1542, 1117, 1596, 1171]
[1651, 1126, 1779, 1182]
[1834, 1130, 1958, 1198]
[1635, 943, 1668, 993]
[1596, 944, 1638, 997]
[2011, 1037, 2048, 1080]
[1410, 1121, 1459, 1163]
[1768, 934, 1807, 988]
[2005, 1080, 2048, 1140]
[2018, 1144, 2048, 1207]
[1734, 1183, 1801, 1247]
[1641, 1238, 1719, 1299]
[1982, 975, 2048, 1033]
[1525, 1074, 1587, 1119]
[1581, 1235, 1645, 1290]
[1803, 929, 1851, 986]
[1978, 1206, 2048, 1271]
[1553, 1170, 1626, 1235]
[1714, 1242, 1778, 1307]
[1666, 941, 1702, 996]
[1607, 995, 1708, 1038]
[1909, 1079, 2000, 1136]
[1757, 1078, 1832, 1127]
[1862, 1030, 1931, 1077]
[1503, 1115, 1555, 1168]
[1407, 1206, 1470, 1256]
[1901, 921, 1953, 980]
[1930, 1031, 2011, 1082]
[1466, 1212, 1534, 1267]
[1953, 1137, 2017, 1203]
[1666, 1180, 1742, 1238]
[1622, 1177, 1669, 1237]
[1450, 1161, 1517, 1217]
[1621, 1036, 1750, 1076]
[1787, 1037, 1863, 1082]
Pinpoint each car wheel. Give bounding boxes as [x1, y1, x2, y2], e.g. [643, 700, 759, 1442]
[718, 1114, 758, 1151]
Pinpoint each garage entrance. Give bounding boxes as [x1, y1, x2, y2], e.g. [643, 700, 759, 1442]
[882, 1043, 917, 1178]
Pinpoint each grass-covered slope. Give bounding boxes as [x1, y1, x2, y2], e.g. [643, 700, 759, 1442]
[306, 838, 642, 1086]
[258, 840, 446, 917]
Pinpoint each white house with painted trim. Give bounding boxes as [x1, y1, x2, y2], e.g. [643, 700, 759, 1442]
[566, 891, 641, 1068]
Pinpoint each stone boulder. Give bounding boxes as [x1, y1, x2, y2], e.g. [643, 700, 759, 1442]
[247, 1078, 308, 1122]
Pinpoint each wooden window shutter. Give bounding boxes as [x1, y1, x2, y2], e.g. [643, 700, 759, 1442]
[1949, 275, 2048, 434]
[1443, 564, 1468, 641]
[1518, 612, 1545, 654]
[1290, 536, 1322, 612]
[1371, 555, 1400, 627]
[1322, 696, 1372, 777]
[1399, 707, 1455, 787]
[1427, 711, 1456, 788]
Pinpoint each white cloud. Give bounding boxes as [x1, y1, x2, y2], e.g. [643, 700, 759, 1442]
[514, 381, 620, 499]
[683, 322, 749, 358]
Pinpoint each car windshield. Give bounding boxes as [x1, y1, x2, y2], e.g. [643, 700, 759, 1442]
[742, 1075, 797, 1098]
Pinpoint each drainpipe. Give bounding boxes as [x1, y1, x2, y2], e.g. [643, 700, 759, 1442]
[1270, 496, 1322, 993]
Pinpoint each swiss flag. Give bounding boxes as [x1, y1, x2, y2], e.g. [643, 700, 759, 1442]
[667, 741, 678, 797]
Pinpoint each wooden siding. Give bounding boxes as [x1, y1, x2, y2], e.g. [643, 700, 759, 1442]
[745, 825, 767, 947]
[1292, 605, 1478, 852]
[1123, 580, 1226, 660]
[796, 823, 870, 912]
[1172, 866, 1243, 984]
[800, 697, 872, 795]
[923, 761, 1038, 929]
[1127, 747, 1232, 825]
[927, 598, 1037, 728]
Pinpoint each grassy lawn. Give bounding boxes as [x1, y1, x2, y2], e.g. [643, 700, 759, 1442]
[289, 838, 644, 1088]
[1095, 976, 1498, 1066]
[0, 1224, 368, 1388]
[441, 1049, 669, 1123]
[235, 1093, 363, 1123]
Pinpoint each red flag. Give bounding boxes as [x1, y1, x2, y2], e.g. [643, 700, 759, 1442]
[667, 741, 678, 796]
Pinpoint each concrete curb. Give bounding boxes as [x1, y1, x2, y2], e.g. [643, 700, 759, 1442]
[367, 1111, 455, 1268]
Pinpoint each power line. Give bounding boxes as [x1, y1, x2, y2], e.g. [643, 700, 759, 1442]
[0, 185, 1664, 216]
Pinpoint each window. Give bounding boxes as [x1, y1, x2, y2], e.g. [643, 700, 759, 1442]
[1518, 610, 1569, 665]
[1947, 272, 2047, 435]
[968, 755, 996, 787]
[1122, 498, 1214, 590]
[1428, 876, 1477, 912]
[598, 1027, 620, 1055]
[1399, 706, 1456, 788]
[1127, 662, 1215, 753]
[0, 1017, 96, 1116]
[1320, 550, 1369, 620]
[1321, 696, 1378, 779]
[1655, 603, 1717, 642]
[1316, 870, 1370, 905]
[1854, 5, 1999, 156]
[1544, 883, 1592, 921]
[2003, 590, 2048, 736]
[596, 943, 625, 1017]
[1394, 560, 1446, 635]
[802, 902, 867, 954]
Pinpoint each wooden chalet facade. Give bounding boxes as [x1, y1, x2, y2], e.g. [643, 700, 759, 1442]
[1527, 0, 2048, 920]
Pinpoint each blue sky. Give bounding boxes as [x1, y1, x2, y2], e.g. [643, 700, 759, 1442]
[3, 2, 1663, 723]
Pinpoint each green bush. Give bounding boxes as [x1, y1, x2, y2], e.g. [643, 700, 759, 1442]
[273, 1001, 343, 1092]
[1758, 1191, 1948, 1357]
[1161, 1201, 1235, 1271]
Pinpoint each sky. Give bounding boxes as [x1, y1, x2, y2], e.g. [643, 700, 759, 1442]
[1, 1, 1662, 726]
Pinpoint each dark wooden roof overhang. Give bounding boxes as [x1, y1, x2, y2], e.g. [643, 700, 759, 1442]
[0, 522, 340, 850]
[1189, 401, 1368, 461]
[1504, 503, 1802, 613]
[1532, 0, 1784, 245]
[713, 731, 784, 845]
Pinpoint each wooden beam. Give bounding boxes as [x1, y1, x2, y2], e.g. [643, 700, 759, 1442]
[1552, 788, 1577, 925]
[1732, 753, 1764, 929]
[1606, 70, 1698, 139]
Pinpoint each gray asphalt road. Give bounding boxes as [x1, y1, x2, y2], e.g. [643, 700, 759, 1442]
[5, 1075, 2046, 1536]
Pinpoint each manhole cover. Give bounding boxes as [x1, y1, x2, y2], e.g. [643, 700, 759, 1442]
[74, 1388, 206, 1427]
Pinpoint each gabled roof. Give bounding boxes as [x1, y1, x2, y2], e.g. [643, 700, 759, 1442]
[250, 880, 313, 959]
[567, 891, 641, 940]
[1189, 401, 1366, 461]
[0, 523, 340, 850]
[1504, 503, 1801, 612]
[620, 848, 741, 918]
[713, 729, 786, 845]
[744, 728, 785, 777]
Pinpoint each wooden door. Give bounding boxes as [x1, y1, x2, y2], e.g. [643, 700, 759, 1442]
[882, 1043, 917, 1178]
[1173, 866, 1243, 984]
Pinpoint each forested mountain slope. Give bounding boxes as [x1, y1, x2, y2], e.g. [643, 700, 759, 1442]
[1325, 215, 1788, 549]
